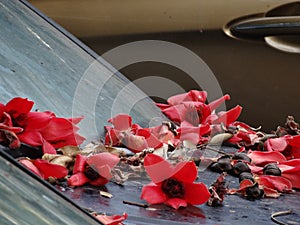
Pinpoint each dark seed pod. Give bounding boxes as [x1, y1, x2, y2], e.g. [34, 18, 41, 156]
[245, 182, 264, 200]
[231, 161, 251, 176]
[263, 163, 281, 176]
[209, 155, 232, 173]
[232, 152, 251, 163]
[239, 172, 254, 183]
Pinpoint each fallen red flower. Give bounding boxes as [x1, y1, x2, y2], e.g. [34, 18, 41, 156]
[105, 114, 163, 153]
[68, 152, 120, 187]
[141, 154, 210, 209]
[0, 97, 85, 154]
[95, 212, 128, 225]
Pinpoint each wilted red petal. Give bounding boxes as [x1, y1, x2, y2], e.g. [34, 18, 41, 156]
[73, 154, 87, 173]
[167, 90, 207, 105]
[178, 124, 211, 145]
[239, 179, 254, 189]
[108, 114, 132, 131]
[136, 128, 163, 149]
[263, 187, 281, 198]
[33, 159, 68, 179]
[50, 132, 85, 149]
[68, 172, 90, 186]
[162, 104, 186, 124]
[143, 154, 173, 183]
[256, 175, 292, 192]
[173, 161, 198, 183]
[86, 152, 120, 176]
[207, 94, 230, 112]
[105, 129, 122, 146]
[41, 117, 75, 140]
[141, 182, 168, 205]
[5, 97, 34, 117]
[19, 158, 43, 178]
[247, 151, 287, 166]
[95, 213, 128, 225]
[212, 105, 242, 126]
[165, 198, 187, 209]
[184, 182, 210, 205]
[265, 137, 288, 152]
[156, 103, 171, 110]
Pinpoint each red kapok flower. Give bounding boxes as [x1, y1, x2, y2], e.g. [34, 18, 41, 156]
[68, 152, 120, 186]
[105, 114, 162, 153]
[0, 97, 85, 154]
[141, 154, 210, 209]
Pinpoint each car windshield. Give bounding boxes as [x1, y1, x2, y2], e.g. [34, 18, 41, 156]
[0, 0, 164, 143]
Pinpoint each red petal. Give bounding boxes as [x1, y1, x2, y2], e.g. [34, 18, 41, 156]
[19, 158, 43, 178]
[86, 152, 120, 177]
[178, 124, 211, 145]
[213, 105, 242, 126]
[89, 176, 109, 186]
[247, 151, 287, 166]
[108, 114, 132, 131]
[140, 182, 167, 204]
[5, 97, 34, 117]
[33, 159, 68, 179]
[18, 130, 43, 146]
[165, 198, 187, 209]
[207, 94, 230, 112]
[122, 133, 148, 153]
[105, 129, 122, 146]
[42, 139, 57, 154]
[265, 137, 288, 152]
[136, 128, 163, 149]
[73, 154, 87, 173]
[239, 179, 254, 189]
[67, 172, 90, 186]
[143, 154, 173, 183]
[281, 172, 300, 189]
[173, 161, 198, 183]
[184, 182, 210, 205]
[256, 175, 292, 192]
[263, 187, 281, 198]
[25, 111, 53, 130]
[156, 103, 171, 110]
[162, 104, 186, 124]
[95, 213, 128, 225]
[167, 90, 207, 105]
[288, 134, 300, 147]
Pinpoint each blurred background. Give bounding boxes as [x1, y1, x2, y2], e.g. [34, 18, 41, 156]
[28, 0, 300, 131]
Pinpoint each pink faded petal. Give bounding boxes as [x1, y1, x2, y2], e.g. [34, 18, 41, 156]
[248, 164, 263, 174]
[140, 182, 168, 205]
[108, 114, 132, 131]
[207, 94, 230, 112]
[173, 161, 198, 183]
[105, 129, 122, 146]
[25, 111, 53, 130]
[95, 164, 112, 180]
[95, 213, 128, 225]
[5, 97, 34, 117]
[73, 154, 87, 173]
[123, 133, 148, 153]
[281, 172, 300, 189]
[178, 124, 211, 145]
[265, 137, 288, 152]
[87, 152, 120, 173]
[143, 154, 173, 183]
[256, 175, 292, 192]
[19, 158, 43, 178]
[165, 198, 187, 209]
[33, 159, 68, 179]
[213, 105, 242, 126]
[263, 187, 281, 198]
[67, 172, 90, 186]
[184, 182, 210, 205]
[247, 151, 287, 166]
[67, 116, 84, 125]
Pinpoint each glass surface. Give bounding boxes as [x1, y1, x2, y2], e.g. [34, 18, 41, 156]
[0, 0, 165, 143]
[0, 151, 100, 225]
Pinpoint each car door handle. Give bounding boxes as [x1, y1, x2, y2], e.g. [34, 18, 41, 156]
[227, 16, 300, 39]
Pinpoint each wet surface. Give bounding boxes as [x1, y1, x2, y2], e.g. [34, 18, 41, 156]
[61, 164, 300, 225]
